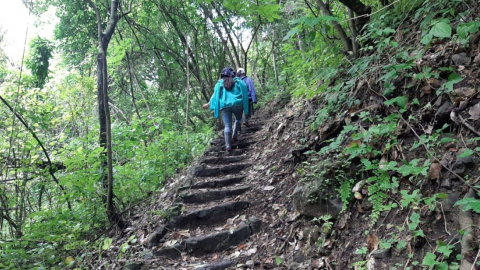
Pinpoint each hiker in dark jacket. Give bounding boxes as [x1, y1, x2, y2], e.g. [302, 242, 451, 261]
[236, 68, 257, 127]
[202, 67, 249, 151]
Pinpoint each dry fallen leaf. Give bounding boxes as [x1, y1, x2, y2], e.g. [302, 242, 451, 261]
[238, 243, 248, 250]
[422, 85, 432, 95]
[245, 247, 257, 256]
[230, 251, 240, 258]
[367, 233, 379, 254]
[427, 162, 442, 180]
[179, 230, 190, 237]
[263, 185, 275, 191]
[469, 102, 480, 120]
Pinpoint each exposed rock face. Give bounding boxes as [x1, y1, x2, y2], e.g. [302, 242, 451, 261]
[292, 183, 343, 218]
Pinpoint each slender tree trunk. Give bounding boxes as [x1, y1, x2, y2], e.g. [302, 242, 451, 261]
[271, 30, 279, 88]
[337, 0, 371, 31]
[86, 0, 126, 229]
[348, 9, 359, 58]
[316, 0, 353, 52]
[185, 38, 190, 145]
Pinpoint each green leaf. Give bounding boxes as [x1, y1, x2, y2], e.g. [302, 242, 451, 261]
[454, 197, 480, 213]
[437, 262, 448, 270]
[275, 255, 283, 266]
[435, 193, 448, 199]
[408, 212, 420, 231]
[438, 137, 455, 144]
[255, 4, 281, 22]
[439, 73, 463, 94]
[458, 148, 474, 158]
[384, 96, 407, 110]
[102, 238, 112, 250]
[283, 27, 301, 41]
[430, 21, 452, 38]
[421, 252, 436, 267]
[302, 17, 321, 27]
[436, 241, 453, 257]
[421, 33, 433, 45]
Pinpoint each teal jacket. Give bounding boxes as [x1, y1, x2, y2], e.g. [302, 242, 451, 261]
[209, 77, 249, 118]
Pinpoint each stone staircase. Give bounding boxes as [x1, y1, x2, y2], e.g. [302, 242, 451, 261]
[138, 121, 263, 270]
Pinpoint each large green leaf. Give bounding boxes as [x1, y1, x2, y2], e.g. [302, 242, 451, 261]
[429, 21, 451, 38]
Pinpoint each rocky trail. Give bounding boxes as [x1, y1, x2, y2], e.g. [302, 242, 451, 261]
[117, 115, 290, 270]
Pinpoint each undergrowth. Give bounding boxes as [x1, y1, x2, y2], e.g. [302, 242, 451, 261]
[294, 0, 480, 268]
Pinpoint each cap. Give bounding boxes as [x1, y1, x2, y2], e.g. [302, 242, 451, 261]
[237, 68, 245, 74]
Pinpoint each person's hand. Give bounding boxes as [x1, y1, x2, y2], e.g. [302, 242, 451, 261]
[202, 103, 210, 109]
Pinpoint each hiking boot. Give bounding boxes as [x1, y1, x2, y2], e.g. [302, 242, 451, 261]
[243, 121, 250, 127]
[232, 122, 241, 141]
[224, 132, 232, 150]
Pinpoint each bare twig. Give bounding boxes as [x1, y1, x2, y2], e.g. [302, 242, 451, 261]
[459, 115, 480, 136]
[470, 249, 480, 270]
[440, 202, 450, 235]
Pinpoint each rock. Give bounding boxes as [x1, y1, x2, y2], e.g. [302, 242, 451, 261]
[303, 226, 320, 243]
[371, 248, 391, 259]
[178, 176, 246, 191]
[153, 218, 262, 259]
[247, 216, 262, 234]
[292, 183, 343, 218]
[123, 262, 143, 270]
[362, 199, 374, 211]
[192, 164, 251, 177]
[181, 185, 251, 204]
[141, 250, 153, 260]
[147, 225, 168, 247]
[170, 201, 250, 229]
[439, 193, 459, 213]
[451, 53, 471, 66]
[440, 178, 451, 189]
[456, 148, 475, 167]
[288, 262, 301, 270]
[436, 101, 454, 117]
[452, 148, 476, 176]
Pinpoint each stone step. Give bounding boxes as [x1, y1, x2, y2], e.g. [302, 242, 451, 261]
[244, 126, 261, 133]
[170, 201, 250, 229]
[178, 176, 246, 191]
[201, 155, 246, 165]
[191, 164, 251, 177]
[193, 260, 233, 270]
[211, 141, 256, 152]
[181, 185, 251, 204]
[150, 216, 261, 259]
[147, 201, 250, 247]
[205, 148, 248, 157]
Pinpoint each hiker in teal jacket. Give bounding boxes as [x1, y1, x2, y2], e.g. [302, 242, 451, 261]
[202, 67, 249, 151]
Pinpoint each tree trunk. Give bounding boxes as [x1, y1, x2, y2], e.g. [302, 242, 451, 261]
[86, 0, 126, 229]
[348, 9, 359, 58]
[316, 0, 353, 53]
[337, 0, 372, 31]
